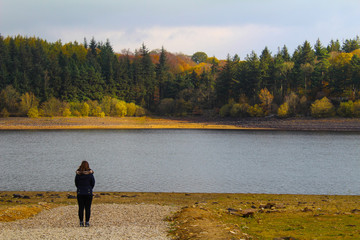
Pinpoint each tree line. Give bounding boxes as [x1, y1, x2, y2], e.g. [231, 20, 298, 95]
[0, 34, 360, 118]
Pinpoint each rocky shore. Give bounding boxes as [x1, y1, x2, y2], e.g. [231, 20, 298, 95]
[0, 204, 178, 240]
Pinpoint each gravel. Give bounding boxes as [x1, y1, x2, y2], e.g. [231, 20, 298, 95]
[0, 204, 178, 240]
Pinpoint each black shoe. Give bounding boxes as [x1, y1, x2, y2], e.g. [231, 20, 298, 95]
[85, 222, 90, 227]
[80, 222, 84, 227]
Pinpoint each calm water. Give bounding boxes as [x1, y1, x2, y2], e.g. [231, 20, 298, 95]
[0, 130, 359, 195]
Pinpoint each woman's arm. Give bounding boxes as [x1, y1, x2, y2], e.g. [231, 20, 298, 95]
[91, 174, 95, 189]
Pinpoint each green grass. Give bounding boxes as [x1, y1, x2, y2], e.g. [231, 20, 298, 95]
[206, 194, 360, 239]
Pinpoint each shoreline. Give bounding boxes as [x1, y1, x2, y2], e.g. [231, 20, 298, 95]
[1, 191, 360, 239]
[1, 116, 360, 131]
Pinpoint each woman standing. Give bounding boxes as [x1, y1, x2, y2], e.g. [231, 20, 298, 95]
[75, 161, 95, 227]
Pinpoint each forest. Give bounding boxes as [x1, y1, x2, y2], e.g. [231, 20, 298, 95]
[0, 34, 360, 118]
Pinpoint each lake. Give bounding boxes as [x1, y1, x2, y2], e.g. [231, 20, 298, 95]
[0, 129, 359, 195]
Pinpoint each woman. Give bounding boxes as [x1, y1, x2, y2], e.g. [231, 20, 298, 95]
[75, 160, 95, 227]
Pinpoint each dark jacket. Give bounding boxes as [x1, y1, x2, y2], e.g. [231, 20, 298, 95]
[75, 170, 95, 195]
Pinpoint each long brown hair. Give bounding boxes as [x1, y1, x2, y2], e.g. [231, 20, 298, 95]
[78, 160, 90, 172]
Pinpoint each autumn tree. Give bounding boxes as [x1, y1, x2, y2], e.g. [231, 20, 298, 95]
[258, 88, 274, 115]
[0, 85, 20, 114]
[19, 92, 39, 115]
[191, 52, 208, 64]
[310, 97, 335, 118]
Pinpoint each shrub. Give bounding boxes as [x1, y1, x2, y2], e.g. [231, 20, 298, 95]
[110, 98, 119, 116]
[93, 106, 105, 117]
[69, 102, 81, 116]
[158, 98, 175, 115]
[100, 96, 112, 116]
[27, 107, 39, 118]
[230, 104, 241, 117]
[299, 96, 309, 115]
[0, 108, 10, 118]
[174, 99, 192, 116]
[114, 101, 127, 117]
[0, 85, 20, 114]
[62, 108, 72, 117]
[277, 102, 290, 118]
[337, 101, 354, 117]
[135, 106, 146, 116]
[258, 88, 274, 115]
[126, 102, 136, 117]
[247, 104, 264, 117]
[40, 97, 63, 117]
[284, 92, 299, 116]
[72, 110, 81, 117]
[230, 103, 249, 117]
[19, 92, 39, 116]
[98, 111, 105, 118]
[354, 100, 360, 117]
[87, 100, 101, 117]
[219, 104, 232, 117]
[80, 102, 90, 117]
[310, 97, 335, 118]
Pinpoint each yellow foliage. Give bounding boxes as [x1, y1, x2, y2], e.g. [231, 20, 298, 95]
[61, 42, 87, 61]
[80, 102, 90, 117]
[191, 62, 212, 74]
[115, 101, 127, 117]
[329, 52, 353, 66]
[352, 49, 360, 57]
[62, 108, 72, 117]
[247, 104, 264, 117]
[27, 107, 39, 118]
[278, 102, 290, 118]
[258, 88, 274, 115]
[310, 97, 335, 118]
[354, 100, 360, 117]
[126, 102, 136, 117]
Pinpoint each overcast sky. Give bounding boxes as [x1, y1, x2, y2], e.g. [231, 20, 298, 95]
[1, 0, 359, 59]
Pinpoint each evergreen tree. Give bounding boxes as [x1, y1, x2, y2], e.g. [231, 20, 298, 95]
[241, 51, 261, 101]
[156, 47, 169, 99]
[0, 35, 9, 89]
[342, 36, 360, 53]
[327, 39, 341, 52]
[215, 54, 232, 106]
[259, 46, 274, 90]
[281, 45, 291, 62]
[314, 38, 329, 60]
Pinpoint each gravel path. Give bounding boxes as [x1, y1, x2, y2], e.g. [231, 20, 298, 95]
[0, 204, 178, 240]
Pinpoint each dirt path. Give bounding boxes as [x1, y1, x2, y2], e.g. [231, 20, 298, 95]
[0, 204, 178, 240]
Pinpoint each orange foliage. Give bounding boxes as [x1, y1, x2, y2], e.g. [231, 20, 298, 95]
[151, 54, 160, 63]
[117, 49, 216, 74]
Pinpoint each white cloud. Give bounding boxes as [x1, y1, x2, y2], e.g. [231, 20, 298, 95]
[55, 25, 287, 59]
[117, 25, 288, 58]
